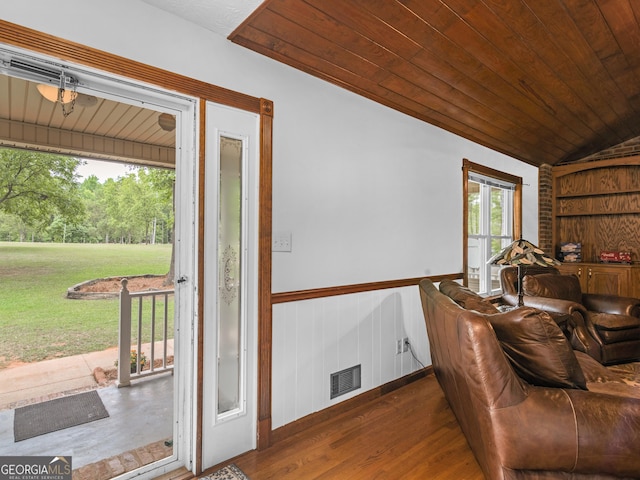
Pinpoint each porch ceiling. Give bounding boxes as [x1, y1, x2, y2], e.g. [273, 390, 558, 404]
[0, 73, 175, 168]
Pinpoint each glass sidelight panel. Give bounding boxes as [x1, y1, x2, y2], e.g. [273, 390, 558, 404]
[217, 136, 244, 416]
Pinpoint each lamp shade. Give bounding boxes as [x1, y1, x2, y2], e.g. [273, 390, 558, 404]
[36, 84, 77, 104]
[488, 238, 559, 308]
[488, 238, 560, 267]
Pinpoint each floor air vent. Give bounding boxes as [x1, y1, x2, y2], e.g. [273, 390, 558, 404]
[330, 364, 361, 399]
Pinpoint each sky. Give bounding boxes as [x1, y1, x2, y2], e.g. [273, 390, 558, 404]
[76, 158, 134, 182]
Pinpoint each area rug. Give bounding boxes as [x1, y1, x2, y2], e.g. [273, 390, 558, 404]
[14, 390, 109, 442]
[200, 463, 250, 480]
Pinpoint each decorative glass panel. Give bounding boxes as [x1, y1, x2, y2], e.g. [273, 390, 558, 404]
[217, 136, 243, 416]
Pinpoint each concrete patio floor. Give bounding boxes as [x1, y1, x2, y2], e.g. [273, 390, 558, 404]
[0, 348, 117, 410]
[0, 345, 175, 472]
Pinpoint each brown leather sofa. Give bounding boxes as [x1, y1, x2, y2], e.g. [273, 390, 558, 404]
[500, 266, 640, 365]
[419, 278, 640, 480]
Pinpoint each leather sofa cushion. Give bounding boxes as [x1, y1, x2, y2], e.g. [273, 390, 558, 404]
[522, 273, 582, 304]
[574, 350, 623, 383]
[489, 307, 587, 390]
[590, 312, 640, 330]
[589, 312, 640, 343]
[438, 280, 499, 314]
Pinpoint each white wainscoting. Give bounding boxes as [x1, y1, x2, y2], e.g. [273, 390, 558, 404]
[271, 285, 430, 429]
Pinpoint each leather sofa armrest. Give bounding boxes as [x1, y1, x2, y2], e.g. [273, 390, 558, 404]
[493, 388, 640, 477]
[521, 296, 587, 316]
[500, 293, 519, 306]
[582, 293, 640, 316]
[501, 293, 587, 316]
[519, 297, 596, 355]
[568, 389, 640, 477]
[500, 295, 596, 356]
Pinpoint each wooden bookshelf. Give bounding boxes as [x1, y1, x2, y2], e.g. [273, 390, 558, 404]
[552, 157, 640, 297]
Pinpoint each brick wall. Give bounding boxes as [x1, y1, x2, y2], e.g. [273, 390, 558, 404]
[538, 164, 553, 256]
[578, 136, 640, 162]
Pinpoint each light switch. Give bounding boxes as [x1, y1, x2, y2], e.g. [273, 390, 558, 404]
[272, 231, 292, 252]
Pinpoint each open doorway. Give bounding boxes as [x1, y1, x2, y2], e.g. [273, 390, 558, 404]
[0, 45, 197, 479]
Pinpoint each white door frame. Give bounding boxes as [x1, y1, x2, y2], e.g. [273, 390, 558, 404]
[201, 102, 259, 469]
[0, 43, 199, 479]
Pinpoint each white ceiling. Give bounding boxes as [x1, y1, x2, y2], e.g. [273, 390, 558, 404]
[140, 0, 263, 37]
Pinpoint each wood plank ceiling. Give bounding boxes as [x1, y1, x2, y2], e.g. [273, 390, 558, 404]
[230, 0, 640, 167]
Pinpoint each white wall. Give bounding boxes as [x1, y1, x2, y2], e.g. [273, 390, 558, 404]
[2, 0, 539, 293]
[272, 285, 426, 429]
[2, 1, 540, 428]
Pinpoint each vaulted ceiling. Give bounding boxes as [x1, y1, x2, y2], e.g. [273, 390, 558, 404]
[228, 0, 640, 167]
[2, 1, 639, 168]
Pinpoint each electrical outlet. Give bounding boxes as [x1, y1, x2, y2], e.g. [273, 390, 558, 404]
[402, 337, 409, 353]
[396, 339, 402, 355]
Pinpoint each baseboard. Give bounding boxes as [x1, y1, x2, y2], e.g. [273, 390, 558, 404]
[270, 367, 434, 445]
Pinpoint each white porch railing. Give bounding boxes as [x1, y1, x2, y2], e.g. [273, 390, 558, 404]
[117, 278, 175, 387]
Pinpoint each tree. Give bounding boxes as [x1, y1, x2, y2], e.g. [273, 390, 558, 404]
[141, 168, 176, 284]
[78, 175, 107, 243]
[138, 168, 174, 242]
[0, 211, 30, 241]
[0, 148, 84, 230]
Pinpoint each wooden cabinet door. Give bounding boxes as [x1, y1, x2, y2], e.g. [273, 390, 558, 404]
[586, 265, 629, 296]
[557, 264, 588, 292]
[630, 268, 640, 299]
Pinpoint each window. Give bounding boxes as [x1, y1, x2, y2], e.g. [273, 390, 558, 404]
[463, 159, 522, 296]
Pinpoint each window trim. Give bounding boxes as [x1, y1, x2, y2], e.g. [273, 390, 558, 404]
[462, 159, 522, 289]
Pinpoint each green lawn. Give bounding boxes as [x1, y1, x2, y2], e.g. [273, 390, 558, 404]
[0, 242, 173, 368]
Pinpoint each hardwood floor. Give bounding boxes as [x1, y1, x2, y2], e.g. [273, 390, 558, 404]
[206, 375, 484, 479]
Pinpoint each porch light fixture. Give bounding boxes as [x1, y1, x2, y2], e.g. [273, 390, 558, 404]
[488, 237, 560, 307]
[36, 83, 77, 104]
[5, 58, 79, 117]
[36, 70, 77, 117]
[158, 113, 176, 132]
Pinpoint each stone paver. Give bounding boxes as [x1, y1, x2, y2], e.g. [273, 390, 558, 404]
[71, 439, 173, 480]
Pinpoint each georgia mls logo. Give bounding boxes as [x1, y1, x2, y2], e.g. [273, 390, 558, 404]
[0, 456, 72, 480]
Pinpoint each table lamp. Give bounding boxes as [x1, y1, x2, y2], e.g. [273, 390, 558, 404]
[488, 238, 560, 307]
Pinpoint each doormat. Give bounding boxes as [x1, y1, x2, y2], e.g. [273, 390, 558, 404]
[14, 390, 109, 442]
[200, 463, 250, 480]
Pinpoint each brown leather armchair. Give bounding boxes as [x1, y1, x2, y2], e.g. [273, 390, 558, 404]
[500, 266, 640, 365]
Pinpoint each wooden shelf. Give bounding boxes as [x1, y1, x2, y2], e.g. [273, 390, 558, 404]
[556, 188, 640, 199]
[552, 158, 640, 279]
[556, 210, 640, 217]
